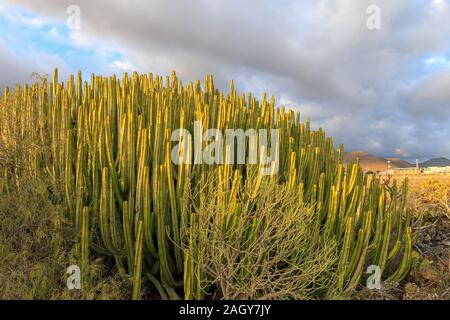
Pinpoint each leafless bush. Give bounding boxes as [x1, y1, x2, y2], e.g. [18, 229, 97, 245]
[184, 172, 340, 300]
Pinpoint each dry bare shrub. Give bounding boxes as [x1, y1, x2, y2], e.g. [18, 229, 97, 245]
[184, 172, 340, 300]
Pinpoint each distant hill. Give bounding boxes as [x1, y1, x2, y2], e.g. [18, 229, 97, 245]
[344, 152, 450, 172]
[420, 157, 450, 168]
[386, 157, 414, 168]
[343, 151, 413, 172]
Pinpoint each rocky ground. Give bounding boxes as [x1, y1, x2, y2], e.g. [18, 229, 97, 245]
[357, 216, 449, 300]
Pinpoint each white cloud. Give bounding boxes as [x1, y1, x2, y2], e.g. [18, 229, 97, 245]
[48, 27, 60, 38]
[433, 0, 448, 13]
[110, 60, 134, 71]
[0, 5, 45, 28]
[395, 148, 409, 158]
[24, 16, 44, 28]
[423, 55, 450, 68]
[69, 31, 91, 47]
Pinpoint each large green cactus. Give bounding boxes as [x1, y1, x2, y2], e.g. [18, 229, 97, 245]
[0, 68, 414, 299]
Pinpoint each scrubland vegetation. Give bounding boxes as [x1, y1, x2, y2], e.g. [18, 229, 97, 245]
[0, 69, 447, 300]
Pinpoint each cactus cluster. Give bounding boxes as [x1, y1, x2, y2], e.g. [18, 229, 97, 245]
[0, 69, 414, 299]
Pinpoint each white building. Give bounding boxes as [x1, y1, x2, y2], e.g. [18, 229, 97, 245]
[423, 166, 450, 174]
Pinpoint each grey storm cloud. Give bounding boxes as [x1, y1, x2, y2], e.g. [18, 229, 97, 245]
[2, 0, 450, 161]
[0, 39, 29, 88]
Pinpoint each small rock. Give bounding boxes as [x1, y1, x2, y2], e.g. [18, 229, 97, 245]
[421, 266, 440, 282]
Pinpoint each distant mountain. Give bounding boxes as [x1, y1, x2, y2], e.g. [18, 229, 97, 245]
[343, 151, 412, 172]
[386, 157, 414, 168]
[344, 151, 450, 172]
[420, 157, 450, 168]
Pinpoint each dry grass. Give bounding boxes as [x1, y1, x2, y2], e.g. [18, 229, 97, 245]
[407, 175, 450, 219]
[381, 174, 450, 219]
[0, 99, 130, 300]
[0, 173, 130, 300]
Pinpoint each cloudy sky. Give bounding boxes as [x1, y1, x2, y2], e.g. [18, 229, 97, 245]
[1, 0, 449, 161]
